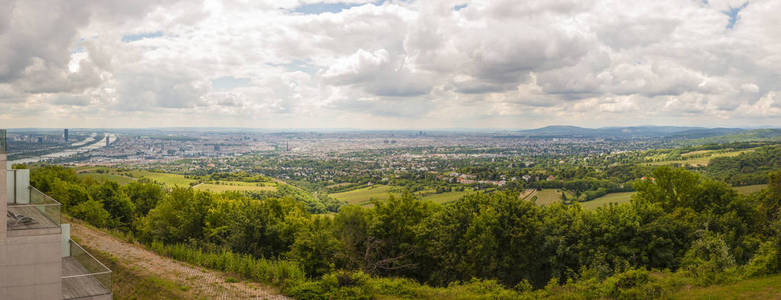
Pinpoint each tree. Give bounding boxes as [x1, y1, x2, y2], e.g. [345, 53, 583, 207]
[89, 181, 135, 229]
[289, 216, 339, 277]
[123, 181, 165, 217]
[140, 188, 212, 243]
[333, 205, 373, 271]
[365, 192, 430, 278]
[71, 199, 110, 228]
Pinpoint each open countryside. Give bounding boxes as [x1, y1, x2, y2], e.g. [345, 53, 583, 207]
[4, 0, 781, 298]
[329, 184, 472, 206]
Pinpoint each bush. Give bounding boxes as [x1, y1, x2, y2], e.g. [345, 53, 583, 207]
[681, 233, 739, 286]
[744, 241, 780, 277]
[70, 199, 110, 228]
[148, 242, 306, 288]
[600, 269, 662, 299]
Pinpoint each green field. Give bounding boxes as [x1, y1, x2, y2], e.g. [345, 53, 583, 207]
[531, 189, 575, 206]
[193, 182, 277, 193]
[580, 192, 634, 210]
[417, 190, 472, 204]
[734, 184, 767, 195]
[647, 149, 754, 167]
[80, 168, 287, 192]
[329, 185, 472, 206]
[329, 185, 396, 205]
[79, 172, 138, 185]
[671, 273, 781, 299]
[127, 170, 198, 187]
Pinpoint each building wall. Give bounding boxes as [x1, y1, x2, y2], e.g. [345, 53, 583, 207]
[0, 154, 63, 300]
[0, 233, 63, 300]
[1, 153, 7, 238]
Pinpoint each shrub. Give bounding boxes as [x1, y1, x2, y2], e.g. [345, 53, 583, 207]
[148, 242, 306, 288]
[681, 233, 739, 286]
[743, 241, 780, 277]
[71, 199, 111, 227]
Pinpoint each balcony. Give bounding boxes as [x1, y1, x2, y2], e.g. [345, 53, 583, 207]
[6, 186, 61, 235]
[62, 239, 112, 300]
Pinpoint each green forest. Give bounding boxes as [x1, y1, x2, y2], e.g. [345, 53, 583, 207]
[25, 164, 781, 299]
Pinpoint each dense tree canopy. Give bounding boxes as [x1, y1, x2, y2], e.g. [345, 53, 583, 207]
[27, 164, 781, 298]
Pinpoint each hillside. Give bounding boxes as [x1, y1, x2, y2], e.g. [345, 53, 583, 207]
[68, 219, 288, 299]
[509, 125, 781, 139]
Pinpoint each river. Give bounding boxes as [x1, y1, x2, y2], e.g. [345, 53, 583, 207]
[9, 133, 117, 165]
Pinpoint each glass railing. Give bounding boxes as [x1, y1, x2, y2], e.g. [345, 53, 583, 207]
[62, 240, 112, 300]
[6, 187, 61, 231]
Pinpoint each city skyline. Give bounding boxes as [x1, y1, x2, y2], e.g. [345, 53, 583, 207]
[2, 0, 781, 129]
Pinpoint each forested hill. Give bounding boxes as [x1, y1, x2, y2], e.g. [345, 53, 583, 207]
[707, 145, 781, 185]
[21, 164, 781, 299]
[510, 125, 778, 139]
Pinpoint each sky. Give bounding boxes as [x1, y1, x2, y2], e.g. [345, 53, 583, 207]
[1, 0, 780, 129]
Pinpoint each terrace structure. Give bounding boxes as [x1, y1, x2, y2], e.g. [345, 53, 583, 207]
[0, 129, 112, 300]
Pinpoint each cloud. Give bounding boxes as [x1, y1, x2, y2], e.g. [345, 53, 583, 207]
[323, 48, 432, 97]
[115, 64, 208, 110]
[50, 94, 91, 106]
[1, 0, 781, 128]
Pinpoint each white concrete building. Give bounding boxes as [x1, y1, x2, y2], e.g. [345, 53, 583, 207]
[1, 129, 112, 300]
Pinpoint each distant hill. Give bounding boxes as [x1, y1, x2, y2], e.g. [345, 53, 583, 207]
[508, 125, 752, 138]
[693, 128, 781, 143]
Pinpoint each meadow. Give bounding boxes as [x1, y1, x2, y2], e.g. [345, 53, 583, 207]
[78, 168, 282, 193]
[580, 192, 634, 210]
[734, 184, 768, 195]
[79, 172, 137, 185]
[522, 189, 576, 206]
[329, 184, 473, 206]
[193, 182, 277, 193]
[646, 148, 754, 166]
[671, 272, 781, 299]
[126, 170, 197, 186]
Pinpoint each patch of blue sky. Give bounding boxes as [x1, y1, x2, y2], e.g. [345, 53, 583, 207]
[454, 3, 467, 11]
[293, 2, 363, 14]
[121, 31, 163, 43]
[292, 1, 391, 15]
[723, 1, 748, 29]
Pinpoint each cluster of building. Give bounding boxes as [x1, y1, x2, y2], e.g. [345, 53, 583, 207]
[437, 172, 507, 186]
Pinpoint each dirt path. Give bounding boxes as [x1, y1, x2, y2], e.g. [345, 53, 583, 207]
[70, 222, 291, 300]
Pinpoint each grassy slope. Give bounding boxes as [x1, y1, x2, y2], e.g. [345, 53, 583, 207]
[645, 149, 754, 167]
[532, 189, 575, 206]
[194, 182, 277, 193]
[79, 244, 193, 300]
[671, 273, 781, 299]
[734, 184, 768, 195]
[128, 170, 197, 186]
[329, 184, 472, 206]
[81, 168, 283, 193]
[420, 190, 472, 204]
[580, 192, 635, 210]
[330, 185, 395, 205]
[79, 172, 138, 185]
